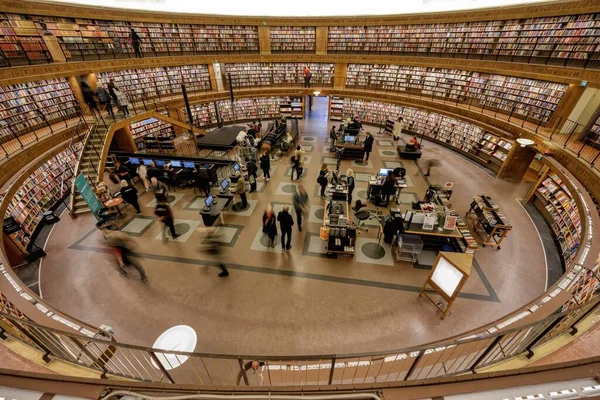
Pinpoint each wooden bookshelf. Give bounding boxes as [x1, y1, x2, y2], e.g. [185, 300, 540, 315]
[187, 102, 218, 128]
[186, 97, 304, 128]
[0, 78, 81, 143]
[5, 143, 81, 252]
[0, 13, 50, 67]
[270, 26, 316, 53]
[26, 15, 260, 59]
[223, 63, 334, 88]
[327, 14, 600, 69]
[533, 171, 582, 269]
[130, 117, 175, 151]
[97, 65, 211, 102]
[329, 96, 490, 157]
[474, 132, 514, 172]
[345, 64, 567, 124]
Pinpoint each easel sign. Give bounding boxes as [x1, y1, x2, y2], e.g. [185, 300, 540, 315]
[419, 252, 472, 319]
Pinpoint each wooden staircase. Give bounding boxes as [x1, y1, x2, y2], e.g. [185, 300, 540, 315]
[70, 121, 112, 216]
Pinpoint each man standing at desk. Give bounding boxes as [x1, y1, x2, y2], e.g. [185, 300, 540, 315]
[362, 132, 374, 162]
[234, 172, 248, 208]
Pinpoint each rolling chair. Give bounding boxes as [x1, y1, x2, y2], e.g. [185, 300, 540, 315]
[353, 200, 384, 232]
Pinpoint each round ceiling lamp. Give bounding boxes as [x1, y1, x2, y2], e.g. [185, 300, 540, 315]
[516, 138, 535, 147]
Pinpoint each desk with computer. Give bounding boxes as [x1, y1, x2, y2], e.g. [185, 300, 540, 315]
[197, 177, 236, 226]
[333, 135, 365, 160]
[367, 168, 408, 206]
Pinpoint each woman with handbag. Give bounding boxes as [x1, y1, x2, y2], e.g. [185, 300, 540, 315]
[262, 205, 277, 247]
[318, 163, 329, 199]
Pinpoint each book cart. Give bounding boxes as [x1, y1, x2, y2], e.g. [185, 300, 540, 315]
[466, 195, 512, 249]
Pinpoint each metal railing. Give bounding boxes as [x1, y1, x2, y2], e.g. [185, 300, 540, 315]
[3, 83, 600, 172]
[0, 39, 52, 68]
[0, 295, 599, 386]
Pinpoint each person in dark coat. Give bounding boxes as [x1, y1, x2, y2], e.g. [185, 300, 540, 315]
[120, 180, 141, 213]
[102, 230, 148, 282]
[259, 151, 271, 181]
[318, 163, 329, 199]
[107, 78, 118, 106]
[80, 80, 99, 116]
[382, 174, 396, 205]
[155, 195, 178, 241]
[96, 85, 114, 115]
[277, 205, 294, 251]
[346, 169, 355, 205]
[363, 132, 374, 161]
[196, 167, 211, 196]
[130, 28, 143, 58]
[245, 157, 258, 192]
[262, 205, 277, 247]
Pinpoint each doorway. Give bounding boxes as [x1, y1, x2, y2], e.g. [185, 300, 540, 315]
[305, 95, 329, 121]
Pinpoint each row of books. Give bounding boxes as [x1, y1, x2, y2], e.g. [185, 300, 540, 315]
[345, 64, 567, 123]
[0, 78, 81, 140]
[327, 14, 600, 61]
[270, 26, 316, 52]
[186, 97, 304, 126]
[223, 63, 335, 88]
[130, 117, 175, 151]
[536, 172, 582, 269]
[97, 65, 212, 102]
[5, 143, 82, 251]
[330, 96, 514, 158]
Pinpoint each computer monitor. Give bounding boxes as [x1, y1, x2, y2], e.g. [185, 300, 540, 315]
[170, 160, 182, 168]
[379, 168, 391, 176]
[183, 161, 195, 169]
[204, 164, 210, 169]
[220, 179, 229, 191]
[155, 160, 165, 167]
[142, 159, 153, 166]
[129, 157, 140, 165]
[233, 163, 240, 172]
[204, 194, 214, 208]
[344, 135, 354, 142]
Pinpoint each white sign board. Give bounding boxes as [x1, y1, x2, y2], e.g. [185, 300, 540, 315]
[431, 257, 463, 298]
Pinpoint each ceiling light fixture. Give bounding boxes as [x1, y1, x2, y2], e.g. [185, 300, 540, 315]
[517, 138, 535, 147]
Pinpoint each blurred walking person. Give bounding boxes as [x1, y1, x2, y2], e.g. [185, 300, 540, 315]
[262, 205, 277, 247]
[197, 227, 229, 277]
[99, 227, 148, 282]
[155, 195, 179, 241]
[120, 180, 141, 213]
[293, 184, 309, 232]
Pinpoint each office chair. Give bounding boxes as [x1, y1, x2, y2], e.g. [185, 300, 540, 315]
[353, 200, 384, 232]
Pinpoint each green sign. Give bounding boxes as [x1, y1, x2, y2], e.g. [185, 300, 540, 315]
[74, 173, 103, 220]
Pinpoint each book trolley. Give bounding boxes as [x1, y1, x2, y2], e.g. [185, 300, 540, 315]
[466, 195, 512, 249]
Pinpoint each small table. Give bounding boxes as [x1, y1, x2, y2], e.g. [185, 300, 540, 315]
[104, 198, 125, 219]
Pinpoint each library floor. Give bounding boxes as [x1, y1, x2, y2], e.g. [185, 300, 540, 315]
[39, 97, 547, 356]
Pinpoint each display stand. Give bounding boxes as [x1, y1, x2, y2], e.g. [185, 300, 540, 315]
[419, 252, 473, 319]
[322, 198, 356, 256]
[466, 195, 512, 249]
